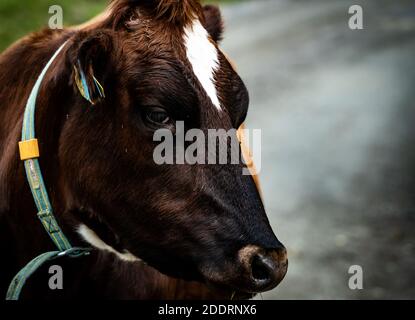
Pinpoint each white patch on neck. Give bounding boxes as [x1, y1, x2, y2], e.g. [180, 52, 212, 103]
[184, 19, 221, 110]
[77, 224, 140, 263]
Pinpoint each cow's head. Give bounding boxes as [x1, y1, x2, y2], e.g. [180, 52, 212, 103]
[61, 0, 287, 296]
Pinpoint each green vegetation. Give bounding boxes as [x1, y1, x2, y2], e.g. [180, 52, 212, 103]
[0, 0, 106, 51]
[0, 0, 239, 51]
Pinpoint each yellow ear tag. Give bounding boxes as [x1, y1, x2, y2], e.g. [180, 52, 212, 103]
[93, 76, 105, 99]
[74, 65, 93, 104]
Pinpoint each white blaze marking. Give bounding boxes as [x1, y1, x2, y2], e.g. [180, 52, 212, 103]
[78, 224, 140, 263]
[184, 19, 221, 110]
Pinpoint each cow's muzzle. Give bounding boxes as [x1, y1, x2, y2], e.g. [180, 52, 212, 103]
[236, 244, 288, 293]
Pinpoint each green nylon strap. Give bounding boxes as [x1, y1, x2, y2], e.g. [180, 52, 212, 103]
[7, 41, 92, 300]
[21, 41, 72, 252]
[6, 248, 92, 300]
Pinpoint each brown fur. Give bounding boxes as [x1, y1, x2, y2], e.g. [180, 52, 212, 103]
[203, 5, 224, 42]
[154, 0, 202, 25]
[0, 0, 286, 299]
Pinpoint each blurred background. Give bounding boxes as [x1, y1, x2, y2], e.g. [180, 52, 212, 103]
[1, 0, 415, 299]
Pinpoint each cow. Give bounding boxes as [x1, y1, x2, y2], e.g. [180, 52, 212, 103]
[0, 0, 287, 299]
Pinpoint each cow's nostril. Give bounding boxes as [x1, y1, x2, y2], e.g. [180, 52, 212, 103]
[251, 255, 271, 281]
[237, 245, 288, 293]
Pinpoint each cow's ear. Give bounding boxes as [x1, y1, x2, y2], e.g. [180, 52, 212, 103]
[69, 31, 114, 105]
[202, 5, 224, 43]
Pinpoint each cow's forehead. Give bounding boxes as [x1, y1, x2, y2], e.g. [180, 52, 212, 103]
[183, 19, 221, 111]
[126, 16, 226, 113]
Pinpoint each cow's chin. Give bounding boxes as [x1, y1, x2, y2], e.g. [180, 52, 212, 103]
[203, 281, 256, 300]
[142, 261, 256, 300]
[143, 263, 256, 300]
[195, 271, 257, 300]
[75, 218, 256, 299]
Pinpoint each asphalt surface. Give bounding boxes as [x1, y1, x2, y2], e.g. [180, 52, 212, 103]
[220, 0, 415, 299]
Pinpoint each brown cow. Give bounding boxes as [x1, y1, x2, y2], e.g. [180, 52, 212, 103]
[0, 0, 287, 299]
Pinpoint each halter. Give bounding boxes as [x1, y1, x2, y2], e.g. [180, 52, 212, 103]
[6, 41, 92, 300]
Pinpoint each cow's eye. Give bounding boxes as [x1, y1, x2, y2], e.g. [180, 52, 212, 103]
[144, 107, 171, 126]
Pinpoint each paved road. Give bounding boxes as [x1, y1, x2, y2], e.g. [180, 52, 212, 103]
[221, 0, 415, 299]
